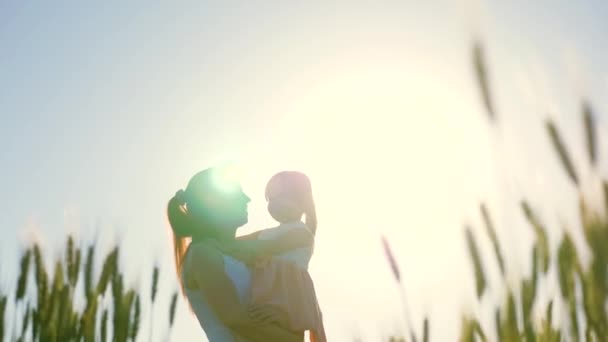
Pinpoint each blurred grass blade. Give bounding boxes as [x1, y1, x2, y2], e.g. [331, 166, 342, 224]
[459, 317, 474, 342]
[66, 236, 75, 286]
[603, 180, 608, 216]
[33, 245, 49, 313]
[422, 317, 429, 342]
[84, 245, 94, 298]
[69, 246, 81, 288]
[531, 244, 539, 289]
[480, 203, 506, 276]
[582, 100, 597, 167]
[557, 233, 578, 299]
[100, 309, 108, 342]
[57, 284, 70, 338]
[581, 272, 598, 337]
[501, 291, 519, 341]
[151, 266, 159, 303]
[585, 325, 593, 342]
[521, 277, 536, 340]
[472, 41, 495, 121]
[52, 260, 64, 294]
[379, 236, 416, 341]
[0, 295, 7, 342]
[538, 300, 560, 341]
[459, 317, 486, 342]
[32, 307, 39, 339]
[521, 200, 550, 273]
[130, 295, 141, 341]
[97, 247, 118, 296]
[465, 226, 486, 298]
[22, 302, 31, 336]
[81, 293, 98, 342]
[546, 119, 579, 186]
[150, 265, 160, 342]
[568, 294, 580, 341]
[114, 289, 135, 342]
[494, 306, 502, 341]
[16, 249, 32, 302]
[381, 235, 401, 283]
[112, 274, 124, 313]
[472, 319, 487, 342]
[169, 292, 178, 327]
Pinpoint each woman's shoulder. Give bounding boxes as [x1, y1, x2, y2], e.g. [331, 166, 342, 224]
[188, 240, 224, 266]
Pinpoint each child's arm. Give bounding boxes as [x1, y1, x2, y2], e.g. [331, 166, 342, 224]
[236, 231, 262, 241]
[224, 228, 313, 262]
[247, 228, 313, 255]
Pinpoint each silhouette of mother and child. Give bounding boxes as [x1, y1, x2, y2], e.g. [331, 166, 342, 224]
[167, 165, 326, 341]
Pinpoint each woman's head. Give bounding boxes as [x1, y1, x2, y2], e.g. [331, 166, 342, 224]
[169, 165, 250, 238]
[265, 171, 317, 233]
[168, 165, 250, 284]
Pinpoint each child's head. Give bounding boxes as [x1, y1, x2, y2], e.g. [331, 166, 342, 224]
[265, 171, 317, 233]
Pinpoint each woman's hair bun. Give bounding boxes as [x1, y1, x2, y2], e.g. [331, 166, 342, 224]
[175, 189, 187, 206]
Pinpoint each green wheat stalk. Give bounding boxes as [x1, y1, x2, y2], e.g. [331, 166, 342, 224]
[480, 203, 506, 276]
[150, 265, 159, 342]
[546, 119, 579, 186]
[472, 41, 495, 121]
[130, 294, 141, 341]
[168, 291, 179, 339]
[464, 226, 486, 299]
[0, 294, 7, 342]
[84, 245, 95, 299]
[100, 309, 108, 342]
[582, 100, 597, 167]
[16, 249, 32, 302]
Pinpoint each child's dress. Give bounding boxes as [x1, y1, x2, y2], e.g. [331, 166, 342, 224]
[250, 221, 326, 342]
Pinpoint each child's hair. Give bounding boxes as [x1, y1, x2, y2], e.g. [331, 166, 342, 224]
[265, 171, 317, 234]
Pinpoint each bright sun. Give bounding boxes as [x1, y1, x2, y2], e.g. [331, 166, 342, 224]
[228, 60, 496, 338]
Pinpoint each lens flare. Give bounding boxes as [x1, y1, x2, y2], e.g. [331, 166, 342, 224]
[211, 164, 242, 194]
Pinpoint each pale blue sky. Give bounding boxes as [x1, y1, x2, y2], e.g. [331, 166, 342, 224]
[2, 1, 608, 341]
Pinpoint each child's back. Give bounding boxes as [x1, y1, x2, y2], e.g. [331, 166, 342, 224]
[256, 220, 313, 269]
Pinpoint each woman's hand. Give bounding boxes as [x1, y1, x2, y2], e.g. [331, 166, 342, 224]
[247, 304, 290, 329]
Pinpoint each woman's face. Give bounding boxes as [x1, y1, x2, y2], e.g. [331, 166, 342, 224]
[188, 183, 251, 235]
[208, 185, 251, 230]
[222, 186, 251, 228]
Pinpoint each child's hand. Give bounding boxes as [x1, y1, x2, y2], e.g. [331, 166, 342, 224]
[247, 304, 289, 328]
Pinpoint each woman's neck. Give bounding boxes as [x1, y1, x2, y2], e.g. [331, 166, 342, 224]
[191, 226, 236, 243]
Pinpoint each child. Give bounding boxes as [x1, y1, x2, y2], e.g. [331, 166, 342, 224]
[222, 171, 326, 342]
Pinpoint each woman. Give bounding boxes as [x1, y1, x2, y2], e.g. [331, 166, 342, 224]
[167, 165, 304, 342]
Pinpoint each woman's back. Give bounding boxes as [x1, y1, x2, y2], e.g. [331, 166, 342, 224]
[183, 244, 252, 342]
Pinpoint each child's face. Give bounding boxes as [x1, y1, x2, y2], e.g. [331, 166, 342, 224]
[266, 190, 303, 223]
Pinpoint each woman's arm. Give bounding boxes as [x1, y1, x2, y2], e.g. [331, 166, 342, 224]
[189, 242, 302, 342]
[188, 241, 251, 325]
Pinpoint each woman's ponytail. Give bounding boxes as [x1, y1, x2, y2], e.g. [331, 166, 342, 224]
[167, 189, 193, 292]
